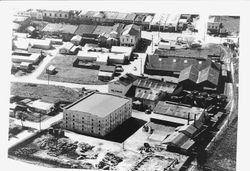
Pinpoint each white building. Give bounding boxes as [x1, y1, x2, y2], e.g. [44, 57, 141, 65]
[63, 92, 132, 137]
[120, 24, 141, 47]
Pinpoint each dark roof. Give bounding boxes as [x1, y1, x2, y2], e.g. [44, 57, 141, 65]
[145, 54, 217, 73]
[155, 49, 208, 59]
[197, 66, 220, 86]
[178, 65, 199, 83]
[133, 78, 177, 94]
[74, 24, 97, 35]
[122, 24, 141, 36]
[135, 14, 146, 22]
[153, 101, 204, 120]
[93, 25, 116, 35]
[135, 88, 159, 101]
[99, 65, 116, 72]
[117, 73, 138, 86]
[178, 65, 220, 86]
[125, 13, 136, 21]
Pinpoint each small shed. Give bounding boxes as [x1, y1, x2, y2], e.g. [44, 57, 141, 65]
[26, 26, 35, 34]
[71, 35, 83, 46]
[19, 62, 33, 71]
[46, 65, 56, 75]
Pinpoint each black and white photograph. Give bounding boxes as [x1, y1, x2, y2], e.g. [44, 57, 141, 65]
[1, 1, 247, 171]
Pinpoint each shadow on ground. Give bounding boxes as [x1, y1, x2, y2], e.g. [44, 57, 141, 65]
[103, 117, 147, 143]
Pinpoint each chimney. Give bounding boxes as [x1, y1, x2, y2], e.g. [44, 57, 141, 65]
[194, 114, 197, 127]
[187, 112, 190, 125]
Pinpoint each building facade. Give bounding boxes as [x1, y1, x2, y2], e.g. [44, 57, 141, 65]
[63, 92, 132, 137]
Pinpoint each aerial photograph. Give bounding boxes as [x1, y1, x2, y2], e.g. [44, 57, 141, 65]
[7, 3, 239, 171]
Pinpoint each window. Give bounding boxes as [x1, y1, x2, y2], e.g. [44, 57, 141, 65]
[44, 13, 47, 17]
[55, 14, 57, 17]
[60, 14, 62, 17]
[50, 13, 52, 17]
[65, 14, 68, 18]
[131, 39, 133, 43]
[127, 38, 129, 41]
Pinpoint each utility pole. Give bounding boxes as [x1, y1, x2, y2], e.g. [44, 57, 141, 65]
[140, 58, 143, 76]
[151, 35, 154, 53]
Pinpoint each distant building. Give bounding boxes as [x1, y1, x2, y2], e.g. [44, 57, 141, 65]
[120, 24, 141, 47]
[42, 9, 70, 20]
[63, 92, 132, 137]
[12, 52, 41, 64]
[111, 46, 133, 61]
[207, 16, 222, 34]
[108, 73, 138, 96]
[27, 99, 55, 115]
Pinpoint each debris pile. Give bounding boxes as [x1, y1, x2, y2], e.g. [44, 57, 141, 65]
[97, 152, 123, 170]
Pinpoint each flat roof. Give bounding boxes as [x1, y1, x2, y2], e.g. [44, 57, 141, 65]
[66, 93, 130, 118]
[111, 46, 133, 53]
[28, 99, 54, 111]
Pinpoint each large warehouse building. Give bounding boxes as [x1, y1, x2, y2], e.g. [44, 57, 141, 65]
[63, 92, 132, 137]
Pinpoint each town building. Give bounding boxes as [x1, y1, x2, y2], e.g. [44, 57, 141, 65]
[152, 101, 205, 125]
[131, 78, 177, 110]
[207, 16, 221, 34]
[41, 23, 78, 41]
[70, 35, 82, 45]
[111, 46, 133, 61]
[98, 65, 116, 81]
[27, 99, 55, 115]
[108, 73, 138, 96]
[178, 65, 220, 90]
[144, 54, 220, 76]
[63, 92, 132, 137]
[120, 24, 141, 47]
[59, 42, 78, 54]
[74, 24, 97, 38]
[12, 52, 41, 64]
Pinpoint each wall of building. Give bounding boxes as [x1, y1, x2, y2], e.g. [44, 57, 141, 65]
[63, 98, 132, 137]
[108, 81, 132, 96]
[120, 35, 137, 47]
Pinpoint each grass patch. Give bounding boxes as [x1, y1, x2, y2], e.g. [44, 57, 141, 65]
[37, 55, 107, 85]
[11, 82, 81, 103]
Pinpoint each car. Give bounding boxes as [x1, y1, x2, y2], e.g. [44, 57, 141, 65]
[145, 109, 152, 114]
[115, 67, 124, 72]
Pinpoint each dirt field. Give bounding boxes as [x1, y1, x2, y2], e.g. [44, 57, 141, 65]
[204, 118, 237, 171]
[11, 82, 81, 103]
[37, 55, 107, 85]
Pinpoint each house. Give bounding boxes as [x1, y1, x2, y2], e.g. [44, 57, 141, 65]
[108, 73, 138, 96]
[27, 38, 52, 52]
[207, 16, 221, 34]
[164, 14, 181, 32]
[59, 42, 77, 54]
[26, 26, 35, 34]
[178, 65, 220, 90]
[98, 65, 116, 81]
[111, 46, 133, 61]
[12, 53, 41, 64]
[161, 131, 195, 153]
[27, 99, 55, 115]
[71, 35, 82, 45]
[120, 24, 141, 47]
[19, 62, 33, 72]
[63, 92, 132, 137]
[46, 65, 56, 75]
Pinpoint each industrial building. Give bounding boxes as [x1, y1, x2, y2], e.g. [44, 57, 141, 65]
[11, 52, 41, 64]
[152, 101, 205, 125]
[144, 54, 220, 76]
[98, 65, 116, 81]
[108, 73, 138, 96]
[63, 92, 132, 137]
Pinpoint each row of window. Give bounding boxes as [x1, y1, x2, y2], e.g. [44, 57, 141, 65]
[110, 89, 123, 94]
[44, 13, 68, 18]
[65, 124, 102, 135]
[122, 38, 134, 43]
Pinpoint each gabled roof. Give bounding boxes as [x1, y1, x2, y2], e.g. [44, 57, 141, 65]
[74, 24, 97, 35]
[116, 73, 138, 86]
[135, 88, 159, 101]
[197, 66, 220, 86]
[124, 13, 136, 21]
[122, 24, 141, 36]
[178, 65, 199, 83]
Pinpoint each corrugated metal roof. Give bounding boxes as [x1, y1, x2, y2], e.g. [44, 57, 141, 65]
[122, 24, 141, 36]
